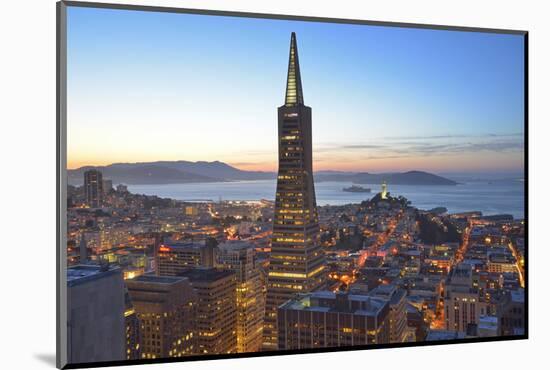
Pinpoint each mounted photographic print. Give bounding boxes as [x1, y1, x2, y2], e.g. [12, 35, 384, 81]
[56, 1, 528, 368]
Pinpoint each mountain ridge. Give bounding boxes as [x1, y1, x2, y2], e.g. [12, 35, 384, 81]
[315, 170, 458, 185]
[67, 161, 457, 186]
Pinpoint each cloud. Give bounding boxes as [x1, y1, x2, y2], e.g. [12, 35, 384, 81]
[393, 141, 524, 155]
[464, 141, 524, 152]
[339, 144, 388, 150]
[314, 133, 524, 160]
[379, 132, 523, 141]
[315, 144, 388, 153]
[358, 154, 410, 160]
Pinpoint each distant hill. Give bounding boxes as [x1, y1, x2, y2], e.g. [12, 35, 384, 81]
[315, 170, 458, 185]
[149, 160, 275, 181]
[68, 161, 457, 186]
[67, 161, 276, 185]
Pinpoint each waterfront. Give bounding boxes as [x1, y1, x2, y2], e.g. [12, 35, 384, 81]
[127, 178, 525, 219]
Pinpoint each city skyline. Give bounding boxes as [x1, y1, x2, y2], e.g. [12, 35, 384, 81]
[67, 7, 524, 174]
[62, 5, 526, 366]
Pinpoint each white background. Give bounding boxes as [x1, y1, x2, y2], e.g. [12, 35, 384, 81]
[0, 0, 547, 369]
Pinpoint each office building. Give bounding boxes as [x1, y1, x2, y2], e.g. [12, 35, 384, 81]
[487, 253, 517, 274]
[497, 289, 525, 336]
[185, 205, 199, 216]
[156, 241, 215, 276]
[444, 264, 482, 333]
[67, 264, 125, 363]
[369, 284, 408, 343]
[84, 169, 104, 208]
[116, 184, 128, 193]
[264, 32, 326, 350]
[179, 269, 237, 354]
[217, 240, 265, 353]
[124, 288, 141, 360]
[277, 290, 390, 349]
[126, 275, 197, 359]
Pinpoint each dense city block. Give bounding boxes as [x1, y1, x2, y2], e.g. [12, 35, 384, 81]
[67, 168, 524, 362]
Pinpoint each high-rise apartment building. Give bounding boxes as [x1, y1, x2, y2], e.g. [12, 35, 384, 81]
[67, 264, 126, 364]
[264, 32, 326, 350]
[277, 290, 390, 350]
[178, 269, 237, 354]
[216, 240, 265, 353]
[84, 169, 104, 208]
[126, 275, 197, 359]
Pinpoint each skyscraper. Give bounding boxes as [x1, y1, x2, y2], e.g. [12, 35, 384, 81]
[84, 169, 104, 208]
[126, 275, 197, 359]
[263, 32, 326, 350]
[217, 240, 265, 353]
[178, 268, 237, 354]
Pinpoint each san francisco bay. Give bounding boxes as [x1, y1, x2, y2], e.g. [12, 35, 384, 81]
[127, 178, 525, 219]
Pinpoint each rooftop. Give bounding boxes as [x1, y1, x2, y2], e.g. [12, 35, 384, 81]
[218, 240, 255, 251]
[132, 274, 186, 285]
[426, 330, 466, 341]
[453, 264, 474, 276]
[478, 315, 498, 330]
[511, 289, 525, 303]
[280, 291, 388, 316]
[159, 241, 205, 251]
[67, 264, 121, 287]
[178, 268, 234, 282]
[370, 284, 407, 305]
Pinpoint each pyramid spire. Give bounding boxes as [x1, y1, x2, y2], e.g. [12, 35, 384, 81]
[284, 32, 304, 106]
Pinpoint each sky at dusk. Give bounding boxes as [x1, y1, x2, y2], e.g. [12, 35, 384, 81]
[67, 6, 525, 174]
